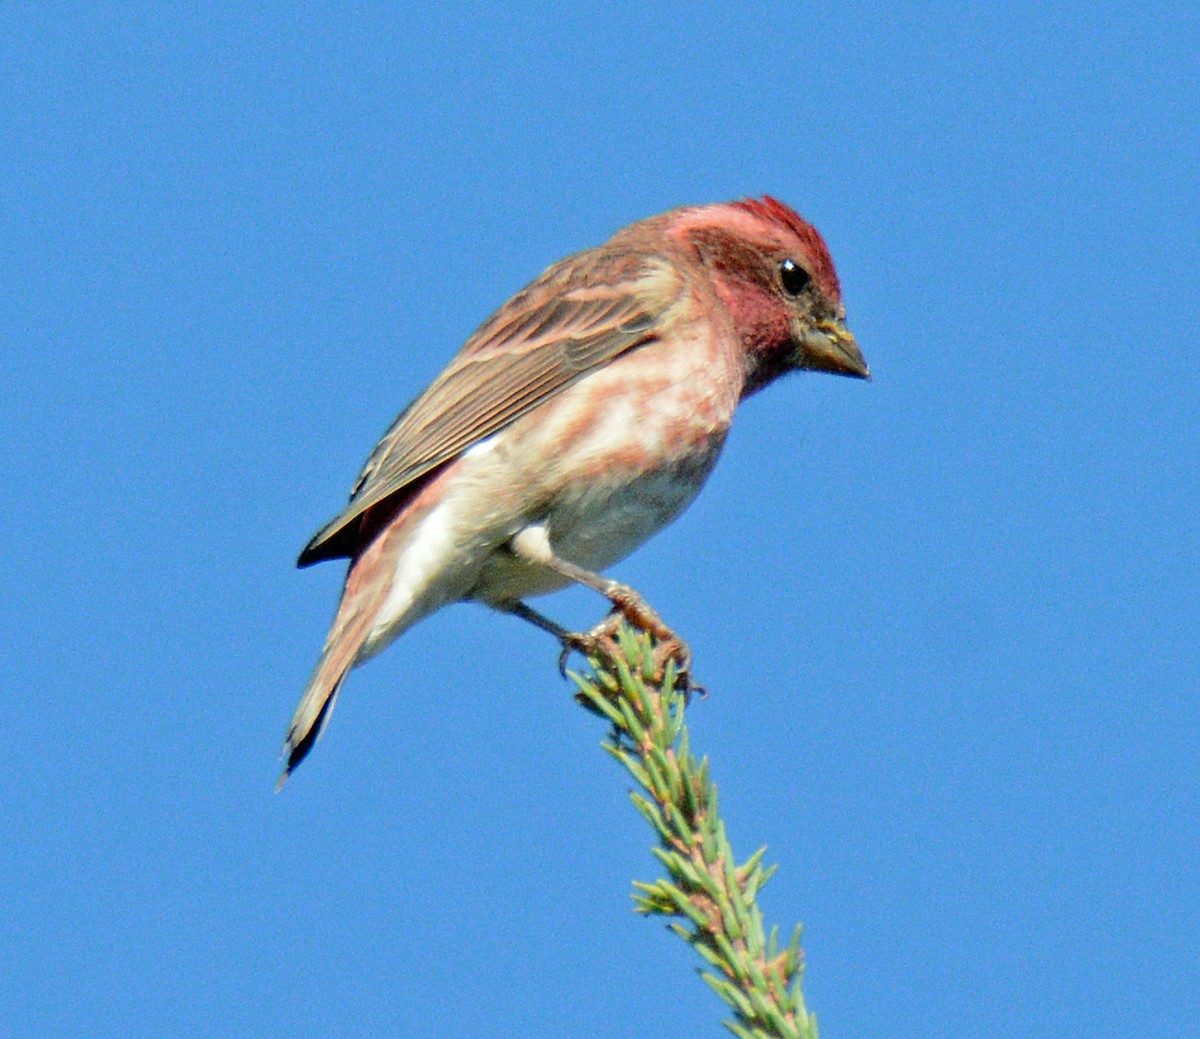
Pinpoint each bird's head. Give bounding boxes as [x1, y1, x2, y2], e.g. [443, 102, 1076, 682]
[667, 195, 868, 395]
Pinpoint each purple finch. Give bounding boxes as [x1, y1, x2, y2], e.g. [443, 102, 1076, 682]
[281, 196, 867, 784]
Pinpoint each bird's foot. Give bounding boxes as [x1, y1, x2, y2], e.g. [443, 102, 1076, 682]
[603, 586, 700, 693]
[558, 602, 701, 696]
[649, 632, 703, 696]
[556, 611, 623, 677]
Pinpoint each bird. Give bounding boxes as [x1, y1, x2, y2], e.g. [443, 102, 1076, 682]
[279, 196, 868, 785]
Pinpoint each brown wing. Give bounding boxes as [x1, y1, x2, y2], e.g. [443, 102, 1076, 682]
[298, 247, 681, 567]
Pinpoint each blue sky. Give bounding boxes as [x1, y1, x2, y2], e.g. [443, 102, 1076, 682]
[3, 4, 1196, 1036]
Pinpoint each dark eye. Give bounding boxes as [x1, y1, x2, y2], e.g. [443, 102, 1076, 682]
[779, 258, 811, 296]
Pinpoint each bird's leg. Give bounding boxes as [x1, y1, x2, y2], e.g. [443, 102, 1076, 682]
[502, 600, 613, 677]
[503, 600, 623, 676]
[504, 600, 574, 643]
[508, 526, 694, 686]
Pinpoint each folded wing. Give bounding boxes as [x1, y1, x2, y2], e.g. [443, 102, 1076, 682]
[298, 249, 682, 567]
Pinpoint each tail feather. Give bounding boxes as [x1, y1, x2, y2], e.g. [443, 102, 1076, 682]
[276, 609, 375, 790]
[276, 663, 346, 791]
[280, 475, 434, 788]
[285, 681, 339, 774]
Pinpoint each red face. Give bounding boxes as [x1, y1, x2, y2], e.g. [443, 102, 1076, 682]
[667, 196, 866, 393]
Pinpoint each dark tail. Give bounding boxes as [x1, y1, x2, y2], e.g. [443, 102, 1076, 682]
[275, 609, 374, 789]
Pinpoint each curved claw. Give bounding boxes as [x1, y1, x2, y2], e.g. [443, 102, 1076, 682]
[558, 615, 623, 676]
[651, 634, 702, 697]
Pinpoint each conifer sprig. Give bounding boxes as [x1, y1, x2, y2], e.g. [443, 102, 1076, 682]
[572, 627, 818, 1039]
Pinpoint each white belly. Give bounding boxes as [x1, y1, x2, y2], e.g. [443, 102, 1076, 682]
[545, 449, 719, 571]
[469, 424, 726, 605]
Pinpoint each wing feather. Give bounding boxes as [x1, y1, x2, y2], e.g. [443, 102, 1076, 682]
[298, 249, 680, 567]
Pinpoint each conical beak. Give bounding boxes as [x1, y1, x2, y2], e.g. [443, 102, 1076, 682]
[796, 319, 870, 379]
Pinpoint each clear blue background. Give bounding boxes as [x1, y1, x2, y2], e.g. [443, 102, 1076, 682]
[3, 4, 1196, 1036]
